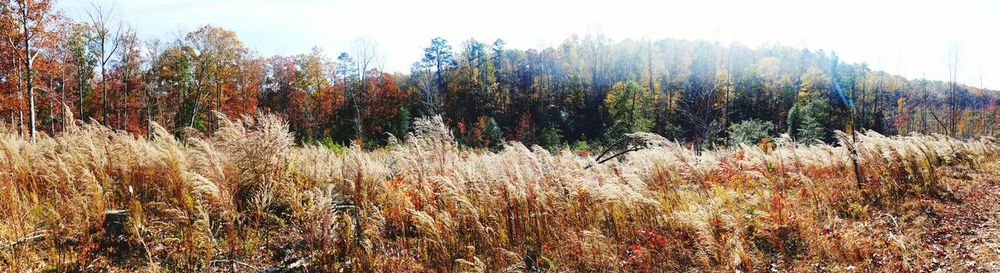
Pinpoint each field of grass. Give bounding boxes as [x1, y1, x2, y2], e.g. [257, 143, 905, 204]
[1, 114, 998, 272]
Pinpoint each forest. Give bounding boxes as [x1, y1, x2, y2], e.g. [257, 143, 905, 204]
[2, 0, 998, 149]
[4, 0, 1000, 272]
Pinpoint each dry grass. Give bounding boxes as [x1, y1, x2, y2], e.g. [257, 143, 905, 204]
[0, 114, 998, 272]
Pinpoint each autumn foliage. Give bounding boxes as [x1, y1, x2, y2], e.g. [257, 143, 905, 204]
[3, 1, 1000, 271]
[3, 0, 999, 148]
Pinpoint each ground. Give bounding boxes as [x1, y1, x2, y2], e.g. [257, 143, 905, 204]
[918, 163, 1000, 272]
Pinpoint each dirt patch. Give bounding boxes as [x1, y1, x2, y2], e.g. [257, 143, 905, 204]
[918, 164, 1000, 272]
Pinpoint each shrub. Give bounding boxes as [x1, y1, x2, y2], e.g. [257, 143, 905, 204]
[538, 125, 562, 148]
[728, 119, 774, 146]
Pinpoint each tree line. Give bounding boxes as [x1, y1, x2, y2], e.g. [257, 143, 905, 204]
[3, 0, 998, 148]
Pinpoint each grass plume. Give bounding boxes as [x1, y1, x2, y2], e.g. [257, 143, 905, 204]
[1, 114, 998, 272]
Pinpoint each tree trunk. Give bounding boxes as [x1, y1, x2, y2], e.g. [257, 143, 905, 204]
[353, 85, 364, 140]
[215, 81, 221, 132]
[190, 90, 205, 128]
[122, 60, 130, 131]
[189, 66, 207, 129]
[23, 2, 36, 141]
[78, 65, 85, 119]
[60, 75, 66, 133]
[101, 60, 108, 126]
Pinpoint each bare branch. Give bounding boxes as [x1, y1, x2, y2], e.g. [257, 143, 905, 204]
[0, 230, 49, 251]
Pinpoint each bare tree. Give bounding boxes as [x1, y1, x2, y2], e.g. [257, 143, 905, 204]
[86, 1, 122, 127]
[352, 37, 378, 82]
[117, 28, 140, 130]
[679, 46, 724, 149]
[411, 64, 442, 115]
[679, 86, 725, 149]
[143, 39, 165, 139]
[416, 37, 455, 116]
[347, 37, 379, 139]
[946, 43, 960, 137]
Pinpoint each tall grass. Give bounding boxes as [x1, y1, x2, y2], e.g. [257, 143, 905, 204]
[0, 114, 997, 272]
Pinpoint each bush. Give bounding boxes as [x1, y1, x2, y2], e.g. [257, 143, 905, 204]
[571, 140, 590, 152]
[479, 116, 503, 147]
[538, 125, 562, 148]
[728, 119, 774, 146]
[388, 106, 412, 139]
[319, 137, 347, 155]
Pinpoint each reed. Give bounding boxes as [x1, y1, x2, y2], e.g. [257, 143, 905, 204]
[0, 114, 997, 272]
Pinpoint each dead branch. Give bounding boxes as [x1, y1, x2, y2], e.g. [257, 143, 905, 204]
[586, 132, 669, 169]
[1, 230, 49, 251]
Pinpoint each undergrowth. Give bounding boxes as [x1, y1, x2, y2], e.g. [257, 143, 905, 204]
[0, 114, 997, 272]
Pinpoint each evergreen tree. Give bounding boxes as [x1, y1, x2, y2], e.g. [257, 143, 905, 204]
[787, 67, 832, 143]
[728, 119, 773, 146]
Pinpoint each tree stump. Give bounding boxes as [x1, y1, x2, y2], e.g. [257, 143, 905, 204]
[103, 209, 129, 240]
[101, 209, 133, 260]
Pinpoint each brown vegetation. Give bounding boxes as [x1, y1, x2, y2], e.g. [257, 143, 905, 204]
[1, 114, 998, 272]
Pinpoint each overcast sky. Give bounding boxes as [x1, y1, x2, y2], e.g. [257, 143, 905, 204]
[55, 0, 1000, 89]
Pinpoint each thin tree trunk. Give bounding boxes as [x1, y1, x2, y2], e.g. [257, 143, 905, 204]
[189, 63, 207, 128]
[78, 65, 85, 119]
[215, 81, 221, 132]
[353, 84, 364, 139]
[190, 89, 206, 128]
[61, 77, 66, 132]
[101, 63, 108, 126]
[23, 2, 36, 141]
[122, 57, 130, 131]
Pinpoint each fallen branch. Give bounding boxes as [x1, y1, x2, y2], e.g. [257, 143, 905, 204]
[929, 112, 950, 136]
[586, 132, 669, 169]
[594, 147, 647, 166]
[209, 259, 260, 271]
[259, 254, 312, 273]
[1, 230, 49, 251]
[133, 223, 156, 267]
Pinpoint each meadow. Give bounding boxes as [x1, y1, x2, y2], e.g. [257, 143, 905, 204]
[1, 113, 998, 272]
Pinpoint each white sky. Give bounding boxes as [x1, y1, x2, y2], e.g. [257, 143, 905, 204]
[56, 0, 1000, 89]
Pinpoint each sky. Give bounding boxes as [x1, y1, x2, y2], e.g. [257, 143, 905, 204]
[55, 0, 1000, 89]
